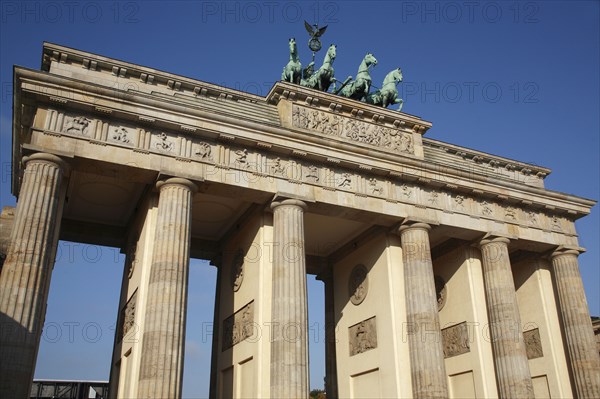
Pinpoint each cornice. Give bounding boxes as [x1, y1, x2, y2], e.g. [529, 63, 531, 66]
[41, 42, 264, 103]
[423, 139, 551, 179]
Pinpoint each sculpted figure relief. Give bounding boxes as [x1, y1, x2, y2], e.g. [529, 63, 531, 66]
[435, 275, 447, 311]
[231, 250, 244, 292]
[306, 165, 320, 182]
[442, 322, 470, 358]
[112, 127, 131, 144]
[63, 115, 90, 135]
[222, 301, 255, 350]
[348, 264, 369, 305]
[338, 172, 352, 189]
[120, 291, 137, 341]
[195, 142, 212, 160]
[368, 178, 384, 195]
[155, 132, 173, 151]
[524, 328, 543, 359]
[291, 105, 414, 154]
[349, 317, 377, 356]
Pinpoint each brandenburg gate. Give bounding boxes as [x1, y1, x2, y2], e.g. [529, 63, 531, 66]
[1, 43, 599, 398]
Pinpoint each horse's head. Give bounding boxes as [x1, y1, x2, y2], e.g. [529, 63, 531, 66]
[393, 68, 403, 83]
[289, 38, 297, 52]
[327, 44, 337, 59]
[365, 53, 378, 67]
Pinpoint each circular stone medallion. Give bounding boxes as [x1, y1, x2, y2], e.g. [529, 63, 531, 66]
[434, 275, 447, 311]
[348, 264, 369, 305]
[231, 250, 245, 292]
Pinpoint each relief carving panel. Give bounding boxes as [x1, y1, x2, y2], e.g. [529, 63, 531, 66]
[292, 105, 414, 155]
[524, 328, 543, 359]
[108, 125, 136, 146]
[222, 301, 254, 350]
[231, 249, 244, 292]
[62, 115, 92, 136]
[348, 264, 369, 305]
[119, 290, 137, 342]
[442, 322, 470, 358]
[349, 316, 377, 356]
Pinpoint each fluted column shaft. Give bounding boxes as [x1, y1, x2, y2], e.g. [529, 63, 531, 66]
[479, 237, 533, 398]
[0, 153, 67, 398]
[270, 199, 309, 399]
[138, 178, 197, 399]
[550, 250, 600, 398]
[400, 222, 448, 399]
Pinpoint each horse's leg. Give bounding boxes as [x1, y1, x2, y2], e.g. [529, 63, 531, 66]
[395, 98, 404, 111]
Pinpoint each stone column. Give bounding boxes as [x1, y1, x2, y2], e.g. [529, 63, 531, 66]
[399, 222, 448, 399]
[479, 236, 533, 398]
[550, 249, 600, 398]
[138, 178, 197, 399]
[316, 266, 338, 399]
[0, 153, 67, 398]
[270, 199, 309, 399]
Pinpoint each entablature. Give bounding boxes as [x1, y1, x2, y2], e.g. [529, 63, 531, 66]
[38, 43, 553, 192]
[13, 66, 594, 227]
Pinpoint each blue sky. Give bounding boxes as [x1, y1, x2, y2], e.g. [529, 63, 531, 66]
[1, 1, 598, 397]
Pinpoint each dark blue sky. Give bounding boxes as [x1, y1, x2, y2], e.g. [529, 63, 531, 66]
[1, 1, 598, 397]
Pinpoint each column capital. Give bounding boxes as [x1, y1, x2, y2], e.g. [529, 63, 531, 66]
[156, 177, 198, 193]
[270, 198, 307, 211]
[23, 152, 69, 172]
[550, 247, 581, 259]
[479, 235, 510, 248]
[398, 221, 431, 234]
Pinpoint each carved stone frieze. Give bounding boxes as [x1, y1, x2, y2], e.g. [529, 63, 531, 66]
[120, 290, 137, 341]
[154, 132, 174, 152]
[442, 322, 470, 358]
[338, 172, 353, 189]
[110, 126, 134, 145]
[524, 328, 543, 359]
[292, 104, 414, 155]
[40, 110, 575, 239]
[348, 264, 369, 305]
[550, 215, 562, 231]
[368, 178, 384, 195]
[222, 301, 254, 350]
[527, 211, 538, 226]
[62, 115, 91, 136]
[428, 190, 440, 206]
[271, 157, 286, 176]
[401, 184, 413, 199]
[349, 316, 377, 356]
[305, 165, 320, 182]
[505, 206, 517, 221]
[481, 200, 494, 216]
[453, 194, 466, 211]
[195, 142, 213, 160]
[233, 149, 249, 168]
